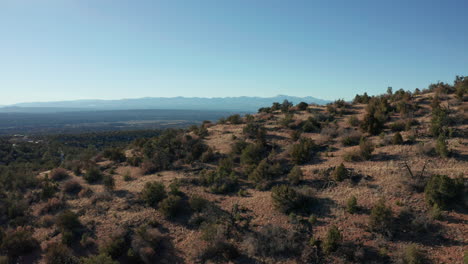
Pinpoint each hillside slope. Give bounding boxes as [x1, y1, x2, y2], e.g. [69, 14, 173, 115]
[1, 82, 467, 264]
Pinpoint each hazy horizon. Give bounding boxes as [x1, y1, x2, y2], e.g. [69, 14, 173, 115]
[1, 0, 467, 105]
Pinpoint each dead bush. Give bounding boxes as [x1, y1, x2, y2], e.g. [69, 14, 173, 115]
[63, 180, 82, 195]
[49, 168, 69, 181]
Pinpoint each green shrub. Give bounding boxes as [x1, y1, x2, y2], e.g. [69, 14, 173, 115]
[243, 123, 266, 141]
[332, 163, 347, 182]
[308, 215, 317, 225]
[103, 148, 126, 163]
[346, 196, 358, 214]
[45, 243, 79, 264]
[290, 138, 316, 165]
[429, 204, 443, 220]
[56, 211, 82, 244]
[369, 198, 393, 235]
[240, 144, 265, 165]
[361, 97, 390, 135]
[430, 106, 450, 137]
[287, 166, 303, 185]
[41, 177, 58, 200]
[424, 174, 463, 209]
[435, 134, 449, 158]
[84, 166, 102, 184]
[400, 244, 425, 264]
[141, 182, 167, 208]
[392, 132, 404, 145]
[200, 169, 238, 194]
[323, 225, 342, 254]
[302, 117, 321, 132]
[340, 131, 361, 146]
[271, 185, 302, 214]
[248, 159, 282, 188]
[159, 195, 183, 218]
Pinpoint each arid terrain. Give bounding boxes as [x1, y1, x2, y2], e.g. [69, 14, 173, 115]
[0, 81, 467, 264]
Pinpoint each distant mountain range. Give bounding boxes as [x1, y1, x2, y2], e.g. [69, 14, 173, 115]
[0, 95, 330, 113]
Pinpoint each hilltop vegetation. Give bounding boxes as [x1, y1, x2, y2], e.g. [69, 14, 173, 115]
[0, 76, 467, 263]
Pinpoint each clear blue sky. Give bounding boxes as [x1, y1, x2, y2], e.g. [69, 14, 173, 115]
[1, 0, 467, 105]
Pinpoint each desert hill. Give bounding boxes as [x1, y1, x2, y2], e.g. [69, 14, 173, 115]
[0, 79, 467, 264]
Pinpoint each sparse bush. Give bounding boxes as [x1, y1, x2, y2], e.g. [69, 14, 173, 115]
[82, 254, 118, 264]
[290, 138, 317, 165]
[41, 177, 58, 200]
[323, 225, 342, 254]
[332, 163, 347, 182]
[44, 243, 79, 264]
[296, 102, 308, 111]
[369, 198, 393, 235]
[280, 113, 294, 128]
[40, 197, 64, 215]
[127, 156, 142, 167]
[244, 225, 303, 258]
[398, 244, 425, 264]
[197, 240, 239, 263]
[50, 168, 69, 181]
[288, 166, 303, 185]
[429, 204, 443, 220]
[63, 180, 82, 195]
[103, 148, 126, 163]
[389, 121, 406, 132]
[131, 227, 169, 264]
[0, 228, 38, 258]
[56, 210, 82, 235]
[425, 174, 464, 209]
[302, 116, 321, 132]
[103, 175, 115, 191]
[392, 132, 404, 145]
[99, 230, 127, 259]
[243, 123, 266, 141]
[123, 171, 132, 181]
[159, 195, 183, 218]
[141, 182, 167, 208]
[346, 196, 358, 214]
[189, 196, 209, 212]
[340, 130, 362, 146]
[226, 114, 242, 124]
[84, 166, 102, 184]
[359, 137, 374, 160]
[348, 116, 360, 127]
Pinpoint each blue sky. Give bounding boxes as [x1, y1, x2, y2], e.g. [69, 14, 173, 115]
[1, 0, 467, 105]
